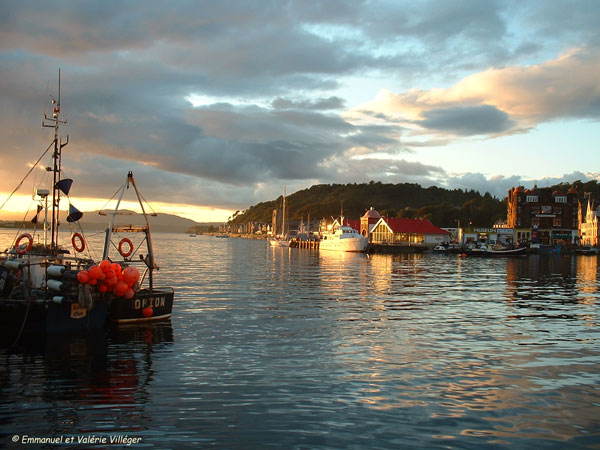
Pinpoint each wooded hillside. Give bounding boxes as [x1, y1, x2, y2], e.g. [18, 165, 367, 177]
[230, 180, 600, 228]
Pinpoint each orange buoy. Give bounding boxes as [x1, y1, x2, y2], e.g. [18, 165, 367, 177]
[77, 270, 90, 284]
[15, 233, 33, 255]
[99, 259, 111, 272]
[142, 307, 153, 318]
[111, 262, 122, 277]
[88, 265, 103, 280]
[114, 280, 128, 297]
[124, 288, 135, 300]
[123, 266, 140, 286]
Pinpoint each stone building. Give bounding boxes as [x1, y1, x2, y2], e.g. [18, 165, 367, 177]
[507, 186, 579, 245]
[579, 195, 600, 246]
[360, 207, 381, 239]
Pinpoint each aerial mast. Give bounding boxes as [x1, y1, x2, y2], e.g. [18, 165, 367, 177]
[42, 69, 68, 253]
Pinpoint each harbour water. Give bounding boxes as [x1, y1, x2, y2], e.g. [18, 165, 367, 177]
[1, 231, 599, 448]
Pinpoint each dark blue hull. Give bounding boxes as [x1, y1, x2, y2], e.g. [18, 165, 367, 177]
[109, 288, 174, 324]
[0, 298, 108, 336]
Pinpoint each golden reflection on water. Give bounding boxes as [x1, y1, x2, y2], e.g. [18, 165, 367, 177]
[576, 255, 598, 304]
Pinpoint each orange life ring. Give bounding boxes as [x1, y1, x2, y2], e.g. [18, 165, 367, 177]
[15, 233, 33, 255]
[118, 238, 134, 257]
[71, 232, 86, 252]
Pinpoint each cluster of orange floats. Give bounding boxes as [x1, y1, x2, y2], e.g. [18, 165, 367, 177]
[77, 259, 140, 299]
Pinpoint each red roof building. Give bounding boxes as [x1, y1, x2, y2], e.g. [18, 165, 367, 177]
[360, 207, 381, 237]
[370, 217, 450, 245]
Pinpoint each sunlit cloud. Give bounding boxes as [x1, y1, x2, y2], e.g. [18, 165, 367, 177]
[349, 48, 600, 139]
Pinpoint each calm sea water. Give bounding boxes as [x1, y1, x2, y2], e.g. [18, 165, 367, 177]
[1, 231, 599, 449]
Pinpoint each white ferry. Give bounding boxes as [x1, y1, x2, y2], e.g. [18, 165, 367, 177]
[319, 224, 367, 253]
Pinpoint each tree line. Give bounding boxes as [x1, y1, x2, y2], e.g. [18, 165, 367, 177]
[229, 179, 600, 228]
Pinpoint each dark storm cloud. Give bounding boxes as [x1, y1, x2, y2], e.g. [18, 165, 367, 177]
[418, 105, 515, 136]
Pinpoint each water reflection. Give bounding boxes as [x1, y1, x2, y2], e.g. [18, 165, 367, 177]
[505, 256, 599, 310]
[1, 322, 173, 439]
[1, 230, 599, 448]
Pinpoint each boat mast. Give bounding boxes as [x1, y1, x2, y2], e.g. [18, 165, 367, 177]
[128, 172, 157, 289]
[42, 69, 68, 253]
[282, 185, 286, 236]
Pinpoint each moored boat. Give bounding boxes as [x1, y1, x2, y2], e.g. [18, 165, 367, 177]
[464, 244, 526, 257]
[319, 220, 367, 253]
[268, 236, 290, 247]
[0, 72, 109, 338]
[97, 172, 175, 324]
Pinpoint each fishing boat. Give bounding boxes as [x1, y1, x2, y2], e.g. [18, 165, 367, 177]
[319, 218, 367, 253]
[98, 172, 175, 324]
[0, 72, 109, 338]
[464, 244, 526, 256]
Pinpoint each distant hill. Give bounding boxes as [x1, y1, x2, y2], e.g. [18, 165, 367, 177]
[230, 179, 600, 228]
[72, 210, 205, 233]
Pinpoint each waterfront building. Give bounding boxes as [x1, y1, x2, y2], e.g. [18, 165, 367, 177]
[579, 195, 600, 246]
[360, 207, 381, 239]
[370, 217, 450, 245]
[490, 223, 515, 245]
[507, 186, 579, 245]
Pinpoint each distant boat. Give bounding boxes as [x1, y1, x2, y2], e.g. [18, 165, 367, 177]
[269, 237, 290, 247]
[432, 244, 461, 254]
[576, 246, 599, 255]
[319, 219, 367, 253]
[464, 245, 526, 257]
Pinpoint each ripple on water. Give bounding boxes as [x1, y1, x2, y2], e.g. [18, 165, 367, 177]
[1, 232, 599, 448]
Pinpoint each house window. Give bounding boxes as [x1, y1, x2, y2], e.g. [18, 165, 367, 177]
[526, 195, 538, 202]
[553, 207, 562, 214]
[531, 206, 540, 214]
[554, 196, 567, 203]
[531, 218, 540, 226]
[553, 218, 561, 226]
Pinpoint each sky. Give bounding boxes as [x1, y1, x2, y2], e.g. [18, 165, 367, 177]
[1, 0, 599, 223]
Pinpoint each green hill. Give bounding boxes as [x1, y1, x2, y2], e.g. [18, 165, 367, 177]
[230, 179, 600, 228]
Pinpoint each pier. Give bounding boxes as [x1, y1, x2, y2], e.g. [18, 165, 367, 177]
[289, 239, 320, 250]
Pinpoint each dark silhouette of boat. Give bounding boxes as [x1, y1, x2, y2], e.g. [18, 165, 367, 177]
[0, 71, 109, 339]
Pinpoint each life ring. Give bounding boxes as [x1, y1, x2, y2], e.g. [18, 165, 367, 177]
[71, 232, 86, 253]
[118, 238, 134, 257]
[15, 233, 33, 255]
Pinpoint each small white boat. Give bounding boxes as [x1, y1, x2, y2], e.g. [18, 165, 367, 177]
[269, 236, 290, 247]
[319, 225, 367, 253]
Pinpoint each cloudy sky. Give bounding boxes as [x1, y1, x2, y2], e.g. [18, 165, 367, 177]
[1, 0, 599, 222]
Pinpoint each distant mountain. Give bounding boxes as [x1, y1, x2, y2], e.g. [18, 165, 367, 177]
[65, 210, 207, 233]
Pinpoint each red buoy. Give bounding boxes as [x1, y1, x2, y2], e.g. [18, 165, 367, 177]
[142, 307, 153, 318]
